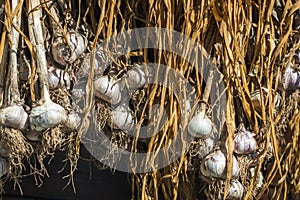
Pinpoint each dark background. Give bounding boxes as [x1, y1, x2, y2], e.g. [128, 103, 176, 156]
[2, 146, 132, 200]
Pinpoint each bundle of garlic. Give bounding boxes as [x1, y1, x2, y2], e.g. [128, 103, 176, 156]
[28, 0, 68, 132]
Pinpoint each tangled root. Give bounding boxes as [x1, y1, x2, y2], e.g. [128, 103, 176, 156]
[0, 127, 33, 187]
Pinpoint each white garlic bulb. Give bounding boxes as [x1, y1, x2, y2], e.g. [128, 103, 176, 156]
[108, 105, 135, 131]
[121, 64, 153, 89]
[65, 112, 81, 130]
[48, 66, 71, 89]
[29, 100, 68, 132]
[200, 150, 240, 179]
[227, 180, 244, 200]
[94, 76, 122, 105]
[198, 136, 215, 159]
[188, 111, 213, 138]
[250, 87, 282, 113]
[234, 127, 257, 154]
[51, 32, 87, 66]
[0, 105, 28, 130]
[0, 157, 8, 177]
[201, 150, 226, 178]
[283, 66, 300, 90]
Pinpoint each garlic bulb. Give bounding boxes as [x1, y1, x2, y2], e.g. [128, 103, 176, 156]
[188, 111, 213, 138]
[200, 150, 226, 178]
[51, 32, 87, 66]
[29, 100, 68, 132]
[48, 66, 71, 89]
[0, 157, 8, 177]
[121, 64, 153, 89]
[250, 87, 282, 113]
[92, 46, 111, 75]
[94, 76, 122, 105]
[198, 136, 215, 159]
[108, 105, 135, 131]
[234, 127, 257, 154]
[227, 180, 244, 200]
[65, 112, 81, 130]
[0, 105, 28, 130]
[283, 66, 300, 90]
[200, 150, 240, 179]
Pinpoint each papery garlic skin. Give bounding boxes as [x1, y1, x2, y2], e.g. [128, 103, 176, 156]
[29, 101, 68, 132]
[188, 111, 213, 138]
[284, 66, 300, 90]
[94, 76, 122, 105]
[227, 180, 244, 200]
[0, 157, 8, 177]
[51, 33, 87, 66]
[0, 105, 28, 130]
[108, 105, 135, 131]
[234, 128, 257, 154]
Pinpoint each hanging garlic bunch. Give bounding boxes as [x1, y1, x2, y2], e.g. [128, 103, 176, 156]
[108, 105, 136, 131]
[0, 105, 28, 130]
[188, 111, 213, 138]
[283, 66, 300, 90]
[28, 0, 68, 132]
[94, 76, 122, 105]
[200, 150, 240, 179]
[0, 0, 28, 131]
[48, 66, 71, 89]
[234, 126, 257, 154]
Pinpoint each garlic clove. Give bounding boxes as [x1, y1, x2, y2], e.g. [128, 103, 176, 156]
[231, 155, 240, 178]
[29, 100, 68, 132]
[108, 105, 135, 131]
[188, 111, 213, 138]
[0, 157, 8, 177]
[227, 180, 244, 200]
[0, 105, 28, 130]
[283, 66, 300, 90]
[51, 33, 87, 66]
[94, 76, 122, 105]
[234, 127, 257, 154]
